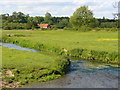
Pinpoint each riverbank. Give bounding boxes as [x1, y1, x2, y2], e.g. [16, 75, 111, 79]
[2, 30, 118, 64]
[1, 45, 70, 88]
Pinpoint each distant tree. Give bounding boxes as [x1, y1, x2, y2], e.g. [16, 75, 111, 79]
[44, 12, 53, 24]
[88, 18, 99, 28]
[27, 17, 36, 29]
[100, 22, 117, 28]
[70, 6, 94, 28]
[33, 16, 44, 24]
[45, 12, 52, 17]
[56, 19, 69, 29]
[11, 12, 28, 23]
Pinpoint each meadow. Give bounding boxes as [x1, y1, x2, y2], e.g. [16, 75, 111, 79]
[2, 30, 118, 64]
[2, 30, 118, 52]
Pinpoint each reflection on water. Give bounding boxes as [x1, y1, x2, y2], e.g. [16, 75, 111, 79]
[0, 42, 39, 52]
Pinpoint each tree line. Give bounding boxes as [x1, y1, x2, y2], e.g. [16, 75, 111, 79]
[0, 6, 118, 31]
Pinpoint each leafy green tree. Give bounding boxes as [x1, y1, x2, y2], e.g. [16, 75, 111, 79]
[100, 22, 117, 28]
[11, 12, 28, 23]
[45, 12, 52, 17]
[44, 12, 53, 24]
[33, 16, 44, 24]
[70, 6, 94, 28]
[88, 18, 99, 28]
[56, 19, 69, 29]
[27, 17, 36, 29]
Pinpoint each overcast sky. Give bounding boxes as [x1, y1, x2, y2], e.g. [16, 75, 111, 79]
[0, 0, 119, 19]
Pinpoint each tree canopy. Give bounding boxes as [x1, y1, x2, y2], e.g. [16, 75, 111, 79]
[45, 12, 52, 17]
[0, 6, 118, 30]
[70, 6, 94, 28]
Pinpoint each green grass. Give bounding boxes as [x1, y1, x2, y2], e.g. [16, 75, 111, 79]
[2, 30, 118, 63]
[2, 30, 118, 52]
[2, 46, 70, 86]
[1, 29, 118, 87]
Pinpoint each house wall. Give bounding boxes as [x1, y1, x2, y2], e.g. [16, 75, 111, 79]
[42, 26, 47, 28]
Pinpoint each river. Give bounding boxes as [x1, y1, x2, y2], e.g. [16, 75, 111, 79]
[1, 43, 119, 88]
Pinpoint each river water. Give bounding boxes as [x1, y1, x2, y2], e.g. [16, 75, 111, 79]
[1, 43, 119, 88]
[0, 43, 39, 52]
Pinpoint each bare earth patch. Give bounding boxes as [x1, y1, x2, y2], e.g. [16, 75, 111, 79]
[0, 70, 20, 88]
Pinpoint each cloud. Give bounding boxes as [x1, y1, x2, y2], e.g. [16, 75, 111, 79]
[0, 0, 73, 5]
[0, 0, 119, 18]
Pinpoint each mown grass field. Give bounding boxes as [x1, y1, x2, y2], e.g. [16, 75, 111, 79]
[2, 30, 118, 52]
[2, 46, 69, 86]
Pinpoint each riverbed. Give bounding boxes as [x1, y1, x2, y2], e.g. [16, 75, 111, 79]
[1, 43, 119, 88]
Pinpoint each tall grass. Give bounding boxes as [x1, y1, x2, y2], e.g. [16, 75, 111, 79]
[67, 48, 118, 64]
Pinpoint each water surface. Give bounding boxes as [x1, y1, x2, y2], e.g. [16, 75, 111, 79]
[23, 60, 119, 88]
[0, 42, 39, 52]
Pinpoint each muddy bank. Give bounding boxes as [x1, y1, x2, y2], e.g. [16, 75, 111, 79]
[0, 70, 20, 88]
[2, 80, 20, 88]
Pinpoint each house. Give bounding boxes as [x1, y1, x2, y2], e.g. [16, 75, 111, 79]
[38, 24, 51, 28]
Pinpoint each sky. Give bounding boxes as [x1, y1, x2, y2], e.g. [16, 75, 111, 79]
[0, 0, 119, 19]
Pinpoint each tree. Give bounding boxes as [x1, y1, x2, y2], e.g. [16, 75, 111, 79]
[11, 12, 28, 23]
[27, 17, 36, 29]
[70, 6, 94, 28]
[56, 19, 69, 29]
[45, 12, 52, 17]
[44, 12, 53, 24]
[33, 16, 44, 24]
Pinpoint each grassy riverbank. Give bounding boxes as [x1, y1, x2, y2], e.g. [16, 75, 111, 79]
[2, 30, 118, 64]
[2, 30, 118, 52]
[1, 46, 70, 87]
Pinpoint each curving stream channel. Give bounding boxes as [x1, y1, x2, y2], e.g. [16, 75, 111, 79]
[1, 43, 120, 88]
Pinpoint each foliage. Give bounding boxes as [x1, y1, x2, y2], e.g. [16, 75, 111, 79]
[2, 23, 27, 30]
[100, 22, 117, 28]
[1, 9, 118, 30]
[55, 19, 70, 29]
[1, 12, 70, 30]
[67, 48, 118, 64]
[70, 6, 95, 29]
[45, 12, 52, 17]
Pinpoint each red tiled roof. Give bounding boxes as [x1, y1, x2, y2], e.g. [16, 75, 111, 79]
[39, 24, 49, 27]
